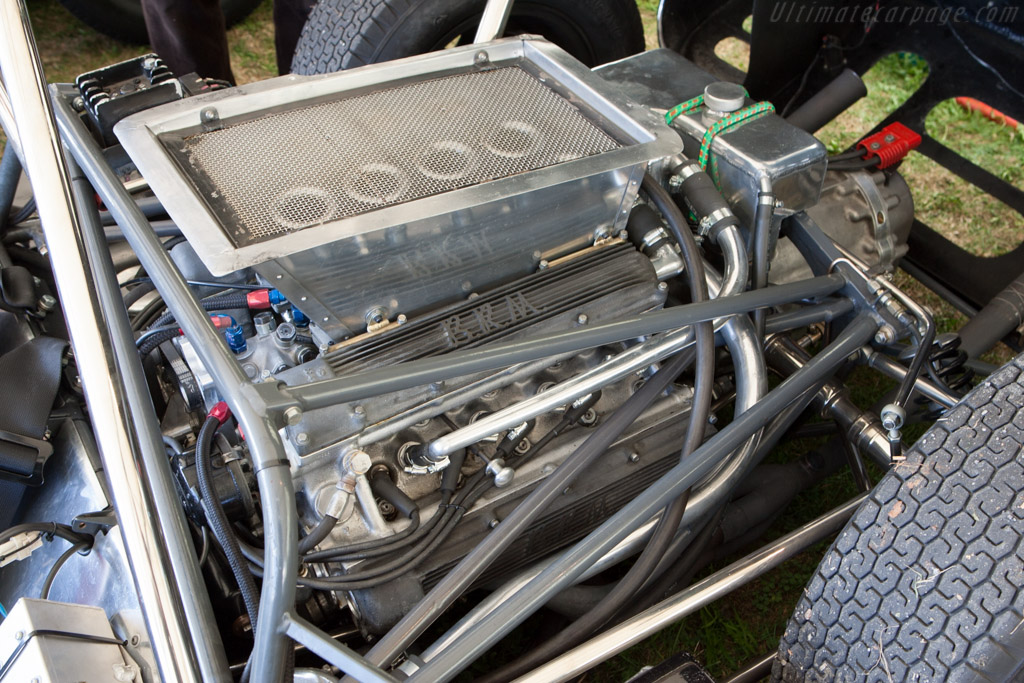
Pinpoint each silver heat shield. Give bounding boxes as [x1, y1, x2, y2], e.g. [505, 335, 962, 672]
[115, 38, 678, 337]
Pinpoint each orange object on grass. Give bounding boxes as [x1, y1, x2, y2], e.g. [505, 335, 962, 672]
[955, 96, 1021, 129]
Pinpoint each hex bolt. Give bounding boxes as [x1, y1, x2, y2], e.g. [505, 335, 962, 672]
[628, 452, 640, 463]
[365, 307, 387, 327]
[344, 449, 372, 476]
[880, 403, 905, 431]
[874, 325, 896, 346]
[576, 313, 588, 325]
[295, 432, 309, 445]
[283, 406, 303, 426]
[488, 518, 500, 529]
[275, 322, 297, 346]
[38, 294, 57, 312]
[254, 312, 276, 337]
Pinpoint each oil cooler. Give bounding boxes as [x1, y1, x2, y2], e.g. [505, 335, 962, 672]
[115, 37, 679, 338]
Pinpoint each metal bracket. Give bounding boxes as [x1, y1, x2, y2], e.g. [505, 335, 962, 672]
[72, 507, 117, 536]
[850, 171, 894, 268]
[199, 106, 222, 132]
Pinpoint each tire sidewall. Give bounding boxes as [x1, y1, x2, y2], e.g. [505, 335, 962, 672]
[293, 0, 644, 74]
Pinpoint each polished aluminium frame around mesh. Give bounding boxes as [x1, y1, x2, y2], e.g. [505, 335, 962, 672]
[0, 1, 885, 680]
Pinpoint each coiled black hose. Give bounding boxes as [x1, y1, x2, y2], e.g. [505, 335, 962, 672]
[194, 415, 261, 628]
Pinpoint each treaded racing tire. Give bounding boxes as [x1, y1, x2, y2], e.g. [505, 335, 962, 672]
[290, 0, 645, 75]
[773, 353, 1024, 682]
[57, 0, 262, 45]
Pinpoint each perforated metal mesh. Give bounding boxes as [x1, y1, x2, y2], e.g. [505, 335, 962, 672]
[180, 66, 621, 245]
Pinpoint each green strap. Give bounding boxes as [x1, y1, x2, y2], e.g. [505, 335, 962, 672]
[697, 101, 776, 170]
[664, 94, 705, 125]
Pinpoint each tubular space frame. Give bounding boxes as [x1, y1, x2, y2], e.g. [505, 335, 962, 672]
[4, 7, 886, 682]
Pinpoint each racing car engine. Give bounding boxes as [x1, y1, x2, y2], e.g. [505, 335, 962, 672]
[106, 39, 912, 636]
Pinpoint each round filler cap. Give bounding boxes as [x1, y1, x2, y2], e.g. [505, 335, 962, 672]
[703, 82, 747, 114]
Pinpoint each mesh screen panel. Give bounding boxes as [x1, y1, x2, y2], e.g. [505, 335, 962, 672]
[180, 66, 621, 246]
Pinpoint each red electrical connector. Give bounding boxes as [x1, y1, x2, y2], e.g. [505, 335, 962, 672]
[857, 122, 922, 168]
[208, 401, 231, 425]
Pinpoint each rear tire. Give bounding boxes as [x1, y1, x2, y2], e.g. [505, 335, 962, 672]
[290, 0, 645, 75]
[774, 353, 1024, 681]
[57, 0, 263, 45]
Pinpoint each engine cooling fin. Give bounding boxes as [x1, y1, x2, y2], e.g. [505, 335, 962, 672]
[324, 241, 656, 375]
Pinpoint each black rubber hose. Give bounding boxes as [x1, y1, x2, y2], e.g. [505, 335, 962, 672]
[301, 511, 421, 563]
[372, 470, 419, 520]
[40, 541, 90, 599]
[195, 415, 261, 628]
[625, 204, 669, 255]
[673, 165, 741, 237]
[137, 327, 182, 356]
[957, 268, 1024, 358]
[131, 294, 167, 332]
[0, 142, 21, 235]
[297, 514, 338, 555]
[122, 280, 156, 309]
[786, 68, 867, 133]
[150, 292, 250, 329]
[362, 345, 696, 665]
[301, 468, 497, 588]
[479, 177, 718, 683]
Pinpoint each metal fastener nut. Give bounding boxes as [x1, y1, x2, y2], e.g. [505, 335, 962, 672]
[38, 294, 57, 312]
[874, 325, 896, 346]
[283, 406, 303, 426]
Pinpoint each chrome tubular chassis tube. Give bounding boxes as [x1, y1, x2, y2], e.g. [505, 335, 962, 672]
[66, 153, 231, 681]
[291, 273, 846, 409]
[474, 0, 515, 42]
[515, 493, 868, 683]
[53, 88, 398, 683]
[0, 4, 209, 680]
[426, 327, 697, 460]
[425, 224, 757, 463]
[0, 82, 23, 161]
[407, 314, 877, 682]
[422, 287, 767, 665]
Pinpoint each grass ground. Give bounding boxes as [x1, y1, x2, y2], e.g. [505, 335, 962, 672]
[13, 2, 1024, 681]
